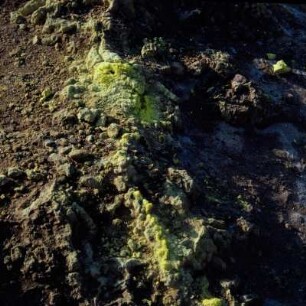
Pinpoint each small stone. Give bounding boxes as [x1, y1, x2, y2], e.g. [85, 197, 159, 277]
[57, 163, 75, 178]
[231, 74, 247, 92]
[57, 138, 69, 147]
[273, 60, 291, 74]
[14, 185, 26, 193]
[220, 279, 239, 290]
[48, 153, 63, 164]
[66, 252, 79, 272]
[167, 167, 194, 194]
[7, 167, 25, 179]
[65, 80, 82, 94]
[66, 41, 76, 53]
[40, 88, 53, 103]
[32, 35, 41, 45]
[77, 108, 99, 124]
[86, 135, 94, 143]
[95, 114, 107, 127]
[66, 272, 81, 288]
[57, 112, 78, 126]
[69, 149, 93, 162]
[206, 218, 226, 229]
[107, 123, 121, 139]
[44, 139, 56, 148]
[18, 24, 26, 31]
[58, 146, 72, 155]
[241, 294, 260, 305]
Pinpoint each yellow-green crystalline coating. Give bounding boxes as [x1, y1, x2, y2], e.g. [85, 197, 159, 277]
[202, 298, 225, 306]
[125, 188, 218, 281]
[92, 61, 159, 123]
[266, 53, 276, 60]
[273, 60, 291, 74]
[129, 190, 171, 273]
[93, 62, 145, 94]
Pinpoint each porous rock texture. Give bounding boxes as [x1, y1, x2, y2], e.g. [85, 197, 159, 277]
[2, 1, 306, 306]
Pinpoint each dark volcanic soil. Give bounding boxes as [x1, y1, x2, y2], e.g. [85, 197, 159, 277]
[1, 1, 306, 306]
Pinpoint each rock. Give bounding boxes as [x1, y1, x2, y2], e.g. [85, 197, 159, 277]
[7, 167, 25, 179]
[10, 246, 24, 263]
[95, 113, 107, 127]
[0, 175, 11, 187]
[141, 37, 168, 59]
[25, 169, 44, 182]
[161, 181, 190, 212]
[68, 149, 94, 162]
[77, 108, 99, 124]
[41, 34, 59, 46]
[32, 35, 41, 45]
[113, 175, 128, 192]
[58, 146, 72, 155]
[125, 258, 144, 273]
[19, 23, 27, 30]
[31, 7, 47, 25]
[63, 84, 86, 99]
[14, 186, 26, 193]
[86, 135, 94, 143]
[54, 111, 78, 126]
[167, 168, 194, 195]
[57, 163, 75, 178]
[220, 74, 268, 126]
[241, 294, 261, 306]
[273, 60, 291, 74]
[79, 175, 104, 190]
[66, 272, 81, 288]
[10, 13, 26, 24]
[44, 139, 56, 148]
[64, 78, 77, 86]
[18, 0, 46, 17]
[42, 17, 60, 34]
[107, 0, 135, 20]
[60, 21, 78, 34]
[107, 123, 121, 139]
[206, 218, 226, 229]
[66, 251, 79, 272]
[236, 217, 255, 234]
[48, 153, 63, 164]
[231, 74, 247, 92]
[56, 139, 69, 147]
[220, 279, 239, 290]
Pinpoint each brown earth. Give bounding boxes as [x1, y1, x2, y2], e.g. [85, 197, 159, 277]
[1, 1, 306, 306]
